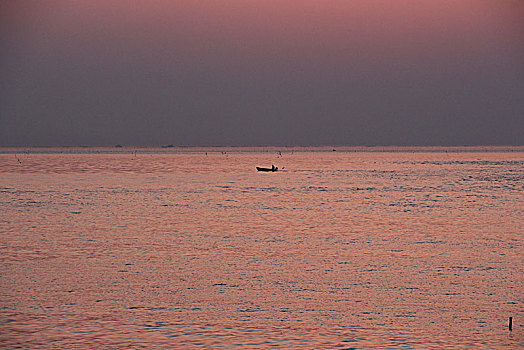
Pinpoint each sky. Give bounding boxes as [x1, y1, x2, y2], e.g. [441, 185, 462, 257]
[1, 0, 523, 147]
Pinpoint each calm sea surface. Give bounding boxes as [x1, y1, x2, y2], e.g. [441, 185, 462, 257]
[1, 147, 523, 349]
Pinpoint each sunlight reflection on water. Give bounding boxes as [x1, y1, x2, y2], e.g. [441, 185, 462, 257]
[0, 148, 523, 348]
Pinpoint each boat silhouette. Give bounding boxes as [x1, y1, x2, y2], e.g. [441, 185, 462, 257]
[256, 165, 278, 172]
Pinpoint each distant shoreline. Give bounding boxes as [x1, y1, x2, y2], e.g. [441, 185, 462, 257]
[1, 145, 523, 154]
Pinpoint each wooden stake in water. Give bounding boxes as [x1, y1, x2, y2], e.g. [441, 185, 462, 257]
[509, 317, 512, 331]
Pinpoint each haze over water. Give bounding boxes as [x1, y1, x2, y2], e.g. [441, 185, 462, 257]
[0, 147, 522, 348]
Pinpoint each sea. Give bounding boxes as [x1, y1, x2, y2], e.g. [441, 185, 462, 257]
[0, 146, 522, 349]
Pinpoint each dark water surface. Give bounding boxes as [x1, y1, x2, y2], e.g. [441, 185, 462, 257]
[1, 148, 522, 348]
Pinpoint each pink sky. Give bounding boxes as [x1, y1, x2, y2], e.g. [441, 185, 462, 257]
[1, 0, 523, 146]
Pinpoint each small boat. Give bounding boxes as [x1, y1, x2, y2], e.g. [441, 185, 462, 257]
[256, 165, 278, 172]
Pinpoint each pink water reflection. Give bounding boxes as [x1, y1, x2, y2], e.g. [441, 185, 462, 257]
[0, 148, 522, 348]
